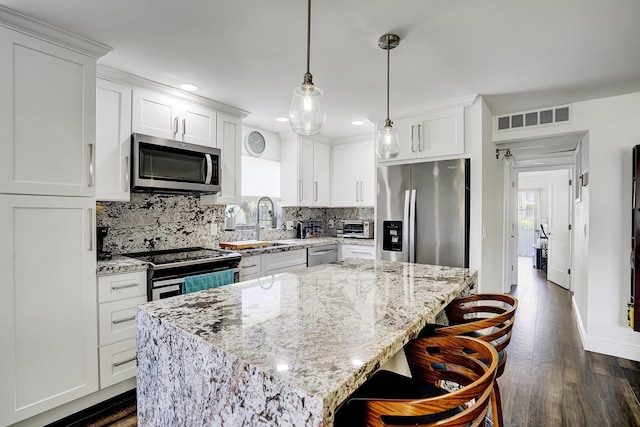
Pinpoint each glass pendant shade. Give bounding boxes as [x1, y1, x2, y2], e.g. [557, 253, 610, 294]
[376, 123, 400, 159]
[289, 83, 325, 135]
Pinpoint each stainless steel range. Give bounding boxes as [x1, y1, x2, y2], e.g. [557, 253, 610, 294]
[124, 247, 242, 301]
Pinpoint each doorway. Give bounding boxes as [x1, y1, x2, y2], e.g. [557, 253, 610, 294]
[515, 168, 573, 290]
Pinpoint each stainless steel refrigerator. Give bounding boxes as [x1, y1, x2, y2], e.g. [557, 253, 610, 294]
[376, 159, 470, 267]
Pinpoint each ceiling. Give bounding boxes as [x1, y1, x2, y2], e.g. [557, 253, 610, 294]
[2, 0, 640, 141]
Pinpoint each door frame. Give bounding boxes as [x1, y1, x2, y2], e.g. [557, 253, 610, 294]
[503, 164, 575, 292]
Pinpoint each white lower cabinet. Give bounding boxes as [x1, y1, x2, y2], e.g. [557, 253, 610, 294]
[97, 271, 146, 389]
[0, 195, 98, 426]
[239, 255, 262, 281]
[341, 244, 376, 260]
[262, 249, 307, 276]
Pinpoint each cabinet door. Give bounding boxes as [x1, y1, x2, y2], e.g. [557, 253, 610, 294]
[416, 108, 464, 158]
[180, 104, 216, 147]
[131, 89, 179, 140]
[380, 117, 418, 162]
[313, 142, 331, 206]
[298, 138, 315, 206]
[0, 27, 97, 197]
[216, 114, 242, 204]
[341, 244, 375, 260]
[0, 195, 98, 425]
[332, 143, 360, 206]
[96, 79, 132, 201]
[359, 141, 375, 206]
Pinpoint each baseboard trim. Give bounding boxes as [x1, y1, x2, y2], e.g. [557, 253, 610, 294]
[572, 295, 640, 361]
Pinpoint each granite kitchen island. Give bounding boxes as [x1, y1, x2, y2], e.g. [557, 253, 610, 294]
[136, 258, 477, 426]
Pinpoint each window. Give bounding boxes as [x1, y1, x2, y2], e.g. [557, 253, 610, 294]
[517, 190, 539, 256]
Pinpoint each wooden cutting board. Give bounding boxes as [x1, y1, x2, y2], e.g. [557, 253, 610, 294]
[219, 240, 269, 250]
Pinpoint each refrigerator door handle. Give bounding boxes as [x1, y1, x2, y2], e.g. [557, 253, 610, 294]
[403, 190, 411, 263]
[409, 189, 417, 263]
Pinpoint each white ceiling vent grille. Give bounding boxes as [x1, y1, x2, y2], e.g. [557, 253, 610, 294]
[496, 105, 571, 132]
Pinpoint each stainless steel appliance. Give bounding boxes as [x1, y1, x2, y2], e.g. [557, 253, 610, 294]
[376, 159, 470, 267]
[307, 244, 338, 266]
[124, 247, 241, 300]
[131, 133, 221, 194]
[341, 220, 374, 239]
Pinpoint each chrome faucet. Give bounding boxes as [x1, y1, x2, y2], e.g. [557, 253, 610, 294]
[256, 196, 275, 241]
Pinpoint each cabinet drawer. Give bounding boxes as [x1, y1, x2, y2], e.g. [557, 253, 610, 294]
[263, 249, 307, 274]
[239, 255, 261, 280]
[98, 296, 147, 346]
[99, 339, 136, 389]
[341, 245, 375, 260]
[98, 271, 146, 303]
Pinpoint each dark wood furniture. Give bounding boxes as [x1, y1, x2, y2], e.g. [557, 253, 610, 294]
[335, 335, 498, 427]
[428, 293, 518, 427]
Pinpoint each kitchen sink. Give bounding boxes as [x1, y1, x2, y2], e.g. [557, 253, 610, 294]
[266, 242, 291, 247]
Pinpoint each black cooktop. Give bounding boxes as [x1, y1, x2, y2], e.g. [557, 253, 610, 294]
[124, 247, 241, 267]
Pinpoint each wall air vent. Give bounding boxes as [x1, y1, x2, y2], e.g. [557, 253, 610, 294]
[495, 105, 571, 132]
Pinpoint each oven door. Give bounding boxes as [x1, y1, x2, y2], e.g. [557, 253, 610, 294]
[150, 268, 240, 301]
[151, 277, 183, 301]
[131, 133, 220, 194]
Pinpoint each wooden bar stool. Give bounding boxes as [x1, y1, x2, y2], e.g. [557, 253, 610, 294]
[421, 293, 518, 427]
[334, 335, 499, 426]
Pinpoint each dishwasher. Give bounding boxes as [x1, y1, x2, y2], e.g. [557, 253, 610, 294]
[307, 244, 339, 266]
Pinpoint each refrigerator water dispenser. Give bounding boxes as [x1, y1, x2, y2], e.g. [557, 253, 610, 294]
[382, 221, 403, 252]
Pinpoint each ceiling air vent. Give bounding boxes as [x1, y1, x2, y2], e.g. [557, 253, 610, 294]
[496, 105, 571, 132]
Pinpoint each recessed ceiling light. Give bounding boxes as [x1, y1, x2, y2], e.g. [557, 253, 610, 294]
[275, 117, 289, 122]
[352, 120, 364, 126]
[532, 161, 545, 165]
[179, 83, 199, 92]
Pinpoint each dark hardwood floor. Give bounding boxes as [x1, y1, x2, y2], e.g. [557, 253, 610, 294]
[499, 257, 640, 426]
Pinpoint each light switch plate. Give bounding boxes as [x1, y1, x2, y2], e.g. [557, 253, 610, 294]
[210, 223, 218, 235]
[286, 220, 294, 230]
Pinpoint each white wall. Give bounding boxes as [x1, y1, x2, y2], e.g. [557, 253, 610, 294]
[495, 92, 640, 361]
[241, 125, 281, 198]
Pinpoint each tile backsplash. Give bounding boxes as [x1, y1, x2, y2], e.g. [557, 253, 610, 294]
[97, 193, 374, 254]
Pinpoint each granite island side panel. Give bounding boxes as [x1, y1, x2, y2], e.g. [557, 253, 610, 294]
[136, 258, 477, 426]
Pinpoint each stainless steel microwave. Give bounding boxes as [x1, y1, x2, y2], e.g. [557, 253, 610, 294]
[131, 133, 221, 194]
[342, 220, 374, 239]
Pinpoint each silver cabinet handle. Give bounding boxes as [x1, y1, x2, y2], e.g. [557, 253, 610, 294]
[309, 249, 337, 256]
[112, 283, 139, 291]
[315, 181, 318, 202]
[124, 156, 130, 192]
[88, 143, 94, 187]
[411, 125, 416, 152]
[242, 264, 258, 268]
[418, 124, 423, 151]
[299, 180, 303, 202]
[360, 181, 364, 202]
[89, 208, 94, 251]
[182, 118, 186, 136]
[173, 116, 179, 135]
[356, 182, 359, 202]
[113, 355, 137, 367]
[112, 316, 135, 325]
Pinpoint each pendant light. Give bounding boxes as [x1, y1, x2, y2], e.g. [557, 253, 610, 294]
[376, 34, 400, 160]
[289, 0, 326, 135]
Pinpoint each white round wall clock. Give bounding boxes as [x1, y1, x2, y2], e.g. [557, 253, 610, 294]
[244, 131, 266, 156]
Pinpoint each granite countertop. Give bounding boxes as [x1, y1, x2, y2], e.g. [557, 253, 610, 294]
[97, 238, 375, 275]
[136, 258, 477, 426]
[96, 255, 148, 276]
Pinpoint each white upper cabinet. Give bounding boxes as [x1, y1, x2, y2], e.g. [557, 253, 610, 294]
[132, 89, 217, 147]
[281, 135, 331, 207]
[332, 140, 374, 206]
[96, 79, 132, 201]
[0, 25, 104, 197]
[216, 114, 242, 204]
[379, 106, 465, 162]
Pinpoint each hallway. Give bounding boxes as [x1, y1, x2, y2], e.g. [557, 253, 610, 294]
[498, 257, 640, 426]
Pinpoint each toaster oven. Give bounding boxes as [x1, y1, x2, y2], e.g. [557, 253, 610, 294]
[341, 220, 374, 239]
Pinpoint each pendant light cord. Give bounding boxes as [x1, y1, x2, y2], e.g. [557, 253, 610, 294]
[386, 35, 391, 123]
[303, 0, 312, 84]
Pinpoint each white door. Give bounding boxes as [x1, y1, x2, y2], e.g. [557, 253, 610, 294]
[313, 142, 331, 206]
[181, 104, 216, 147]
[359, 141, 375, 206]
[298, 138, 314, 206]
[332, 142, 360, 206]
[547, 170, 571, 289]
[132, 89, 180, 140]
